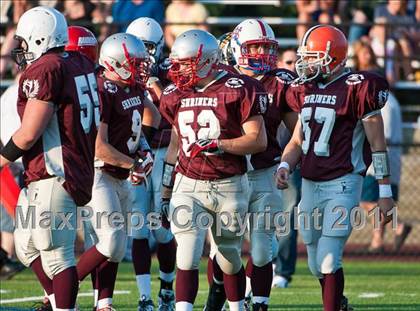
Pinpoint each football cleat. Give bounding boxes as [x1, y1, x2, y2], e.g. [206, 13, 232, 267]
[97, 306, 116, 311]
[252, 303, 268, 311]
[244, 296, 252, 311]
[138, 295, 155, 311]
[0, 258, 25, 280]
[31, 298, 53, 311]
[157, 289, 175, 311]
[340, 295, 354, 311]
[271, 275, 289, 288]
[203, 283, 226, 311]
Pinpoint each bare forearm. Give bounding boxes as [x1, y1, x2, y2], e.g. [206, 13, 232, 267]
[281, 140, 302, 171]
[219, 132, 266, 156]
[96, 142, 134, 169]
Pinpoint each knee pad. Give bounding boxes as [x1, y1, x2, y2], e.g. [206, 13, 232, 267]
[14, 235, 39, 268]
[40, 244, 75, 278]
[96, 230, 127, 262]
[250, 232, 273, 267]
[176, 245, 201, 271]
[306, 244, 322, 278]
[152, 226, 173, 244]
[316, 236, 345, 275]
[215, 245, 242, 275]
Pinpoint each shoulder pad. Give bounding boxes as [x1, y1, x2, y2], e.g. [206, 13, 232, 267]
[103, 80, 118, 94]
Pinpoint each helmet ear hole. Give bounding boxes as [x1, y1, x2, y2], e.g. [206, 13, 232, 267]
[35, 39, 42, 45]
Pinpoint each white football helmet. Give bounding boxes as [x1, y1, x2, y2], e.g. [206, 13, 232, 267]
[169, 29, 219, 89]
[126, 17, 164, 64]
[12, 6, 68, 67]
[99, 33, 150, 85]
[217, 32, 236, 66]
[231, 19, 278, 73]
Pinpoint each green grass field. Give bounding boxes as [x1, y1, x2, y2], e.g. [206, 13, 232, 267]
[1, 259, 419, 310]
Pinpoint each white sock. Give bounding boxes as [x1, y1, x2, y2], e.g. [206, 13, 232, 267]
[160, 270, 175, 283]
[253, 296, 269, 304]
[245, 276, 252, 298]
[93, 289, 98, 307]
[228, 299, 244, 311]
[97, 297, 113, 309]
[175, 301, 193, 311]
[136, 274, 151, 299]
[48, 294, 56, 310]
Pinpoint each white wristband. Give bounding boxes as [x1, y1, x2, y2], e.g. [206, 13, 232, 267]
[277, 161, 290, 172]
[379, 184, 393, 198]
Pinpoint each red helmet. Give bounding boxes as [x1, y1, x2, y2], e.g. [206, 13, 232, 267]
[296, 25, 348, 82]
[66, 26, 98, 63]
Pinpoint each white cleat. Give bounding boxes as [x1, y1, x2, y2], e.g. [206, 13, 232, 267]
[272, 275, 289, 288]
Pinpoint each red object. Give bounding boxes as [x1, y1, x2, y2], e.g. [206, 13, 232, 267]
[0, 166, 21, 217]
[66, 26, 98, 63]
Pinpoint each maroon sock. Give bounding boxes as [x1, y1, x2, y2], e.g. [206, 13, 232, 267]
[176, 269, 199, 303]
[132, 239, 151, 275]
[251, 262, 272, 300]
[30, 257, 53, 295]
[77, 246, 108, 281]
[207, 257, 214, 285]
[223, 266, 246, 302]
[245, 257, 253, 278]
[319, 278, 325, 295]
[157, 238, 176, 273]
[91, 270, 98, 291]
[212, 257, 224, 284]
[53, 266, 78, 308]
[97, 261, 119, 301]
[323, 268, 344, 311]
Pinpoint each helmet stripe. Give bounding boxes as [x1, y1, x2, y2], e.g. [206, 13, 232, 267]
[256, 19, 267, 37]
[301, 24, 322, 46]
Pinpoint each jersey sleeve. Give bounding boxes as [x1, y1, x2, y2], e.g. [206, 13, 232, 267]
[274, 69, 297, 114]
[239, 79, 268, 124]
[356, 73, 389, 119]
[20, 61, 63, 104]
[285, 83, 302, 113]
[98, 88, 112, 124]
[159, 88, 177, 125]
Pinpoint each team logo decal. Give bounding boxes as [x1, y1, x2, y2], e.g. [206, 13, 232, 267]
[259, 94, 268, 114]
[225, 77, 244, 88]
[345, 74, 365, 85]
[22, 79, 39, 98]
[163, 83, 177, 95]
[276, 71, 295, 84]
[378, 89, 389, 107]
[104, 80, 118, 94]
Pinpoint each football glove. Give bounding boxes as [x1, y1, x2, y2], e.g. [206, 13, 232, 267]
[187, 139, 222, 158]
[130, 150, 154, 185]
[160, 198, 170, 220]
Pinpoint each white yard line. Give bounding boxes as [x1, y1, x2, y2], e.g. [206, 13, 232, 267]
[0, 290, 130, 304]
[358, 292, 385, 298]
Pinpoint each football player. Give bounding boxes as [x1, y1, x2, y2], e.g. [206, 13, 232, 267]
[160, 29, 268, 311]
[204, 19, 298, 311]
[0, 7, 97, 310]
[126, 17, 177, 311]
[276, 25, 393, 311]
[76, 33, 161, 311]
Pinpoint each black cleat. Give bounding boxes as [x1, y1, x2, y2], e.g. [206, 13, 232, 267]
[252, 303, 268, 311]
[31, 299, 53, 311]
[0, 258, 25, 280]
[203, 283, 226, 311]
[340, 295, 354, 311]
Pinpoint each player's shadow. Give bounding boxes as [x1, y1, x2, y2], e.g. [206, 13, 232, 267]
[267, 304, 420, 310]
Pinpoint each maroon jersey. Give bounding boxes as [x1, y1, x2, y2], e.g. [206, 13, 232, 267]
[97, 73, 146, 179]
[250, 69, 297, 170]
[160, 71, 267, 180]
[17, 51, 97, 206]
[218, 65, 298, 169]
[286, 70, 389, 181]
[149, 58, 173, 149]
